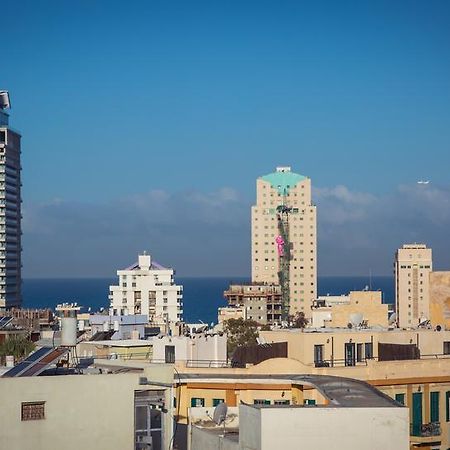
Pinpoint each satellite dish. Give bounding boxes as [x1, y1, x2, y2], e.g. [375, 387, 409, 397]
[349, 313, 363, 327]
[388, 312, 397, 325]
[212, 402, 228, 425]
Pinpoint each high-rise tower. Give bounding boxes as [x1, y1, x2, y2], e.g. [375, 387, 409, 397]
[395, 243, 432, 328]
[251, 167, 317, 318]
[0, 91, 22, 309]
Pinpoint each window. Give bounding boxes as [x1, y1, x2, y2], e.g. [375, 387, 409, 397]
[430, 392, 440, 423]
[190, 398, 205, 407]
[395, 393, 405, 405]
[304, 399, 316, 405]
[212, 398, 224, 407]
[274, 400, 290, 405]
[165, 345, 175, 363]
[446, 391, 450, 422]
[444, 342, 450, 355]
[253, 399, 271, 405]
[365, 342, 373, 359]
[314, 344, 324, 367]
[21, 402, 45, 421]
[357, 343, 363, 362]
[345, 343, 355, 367]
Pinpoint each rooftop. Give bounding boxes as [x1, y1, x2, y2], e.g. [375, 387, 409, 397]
[178, 373, 399, 408]
[260, 167, 306, 195]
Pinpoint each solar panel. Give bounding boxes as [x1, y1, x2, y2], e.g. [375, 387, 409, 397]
[0, 316, 13, 329]
[20, 348, 69, 377]
[2, 347, 55, 378]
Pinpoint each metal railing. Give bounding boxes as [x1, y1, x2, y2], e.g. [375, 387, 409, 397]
[410, 422, 441, 437]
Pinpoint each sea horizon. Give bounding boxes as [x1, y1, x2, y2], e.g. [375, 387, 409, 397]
[22, 275, 395, 325]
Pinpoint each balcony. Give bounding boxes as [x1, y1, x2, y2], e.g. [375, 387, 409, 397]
[410, 422, 441, 438]
[409, 422, 441, 447]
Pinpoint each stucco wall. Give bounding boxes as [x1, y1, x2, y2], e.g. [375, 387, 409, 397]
[241, 405, 409, 450]
[0, 366, 173, 450]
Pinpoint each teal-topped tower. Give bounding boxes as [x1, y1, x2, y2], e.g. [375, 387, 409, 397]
[251, 166, 317, 320]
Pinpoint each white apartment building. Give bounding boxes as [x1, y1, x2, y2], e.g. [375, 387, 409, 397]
[395, 243, 432, 329]
[251, 166, 317, 316]
[109, 253, 183, 326]
[0, 92, 21, 309]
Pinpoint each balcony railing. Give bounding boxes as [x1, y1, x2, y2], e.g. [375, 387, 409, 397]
[410, 422, 441, 437]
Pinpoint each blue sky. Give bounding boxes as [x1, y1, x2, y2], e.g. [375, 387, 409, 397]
[3, 0, 450, 277]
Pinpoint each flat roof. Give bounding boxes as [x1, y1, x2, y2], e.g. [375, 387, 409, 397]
[83, 339, 152, 347]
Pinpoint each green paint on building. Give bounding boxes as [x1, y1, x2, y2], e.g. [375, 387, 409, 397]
[261, 168, 306, 195]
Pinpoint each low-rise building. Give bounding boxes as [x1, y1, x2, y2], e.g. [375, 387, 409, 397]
[90, 314, 148, 340]
[0, 362, 174, 450]
[189, 381, 409, 450]
[311, 290, 389, 328]
[217, 306, 246, 324]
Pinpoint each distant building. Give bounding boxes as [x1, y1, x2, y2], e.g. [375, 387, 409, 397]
[395, 244, 432, 328]
[429, 271, 450, 330]
[311, 291, 389, 328]
[223, 283, 282, 324]
[89, 314, 148, 340]
[0, 91, 22, 309]
[251, 166, 317, 317]
[109, 253, 183, 326]
[217, 306, 246, 324]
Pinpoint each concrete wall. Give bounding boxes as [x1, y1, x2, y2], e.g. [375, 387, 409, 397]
[239, 404, 409, 450]
[0, 365, 173, 450]
[151, 334, 227, 364]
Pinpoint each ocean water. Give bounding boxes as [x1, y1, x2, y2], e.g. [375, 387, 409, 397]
[22, 276, 394, 325]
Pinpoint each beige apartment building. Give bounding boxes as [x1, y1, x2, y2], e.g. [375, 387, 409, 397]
[251, 166, 317, 317]
[395, 244, 432, 329]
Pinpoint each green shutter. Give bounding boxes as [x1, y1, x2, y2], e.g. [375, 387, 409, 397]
[213, 398, 224, 407]
[412, 392, 423, 436]
[430, 392, 439, 423]
[446, 391, 450, 422]
[395, 393, 405, 405]
[191, 398, 204, 407]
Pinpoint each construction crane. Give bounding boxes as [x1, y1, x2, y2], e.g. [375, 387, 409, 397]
[276, 201, 292, 323]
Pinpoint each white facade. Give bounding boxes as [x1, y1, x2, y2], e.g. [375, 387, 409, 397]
[150, 333, 227, 366]
[239, 404, 409, 450]
[109, 253, 183, 326]
[395, 244, 432, 329]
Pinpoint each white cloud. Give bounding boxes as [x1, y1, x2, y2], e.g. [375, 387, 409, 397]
[22, 183, 450, 277]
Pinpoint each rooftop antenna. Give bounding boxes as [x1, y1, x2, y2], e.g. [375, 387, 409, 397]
[0, 91, 11, 110]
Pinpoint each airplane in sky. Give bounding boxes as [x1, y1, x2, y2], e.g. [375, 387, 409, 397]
[417, 180, 430, 185]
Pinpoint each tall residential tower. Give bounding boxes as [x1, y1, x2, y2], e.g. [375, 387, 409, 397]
[395, 243, 432, 329]
[0, 92, 22, 309]
[251, 167, 317, 318]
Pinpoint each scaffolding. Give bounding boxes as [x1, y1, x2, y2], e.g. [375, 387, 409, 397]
[276, 202, 292, 322]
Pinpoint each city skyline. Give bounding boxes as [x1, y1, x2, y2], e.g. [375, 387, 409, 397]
[2, 0, 450, 277]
